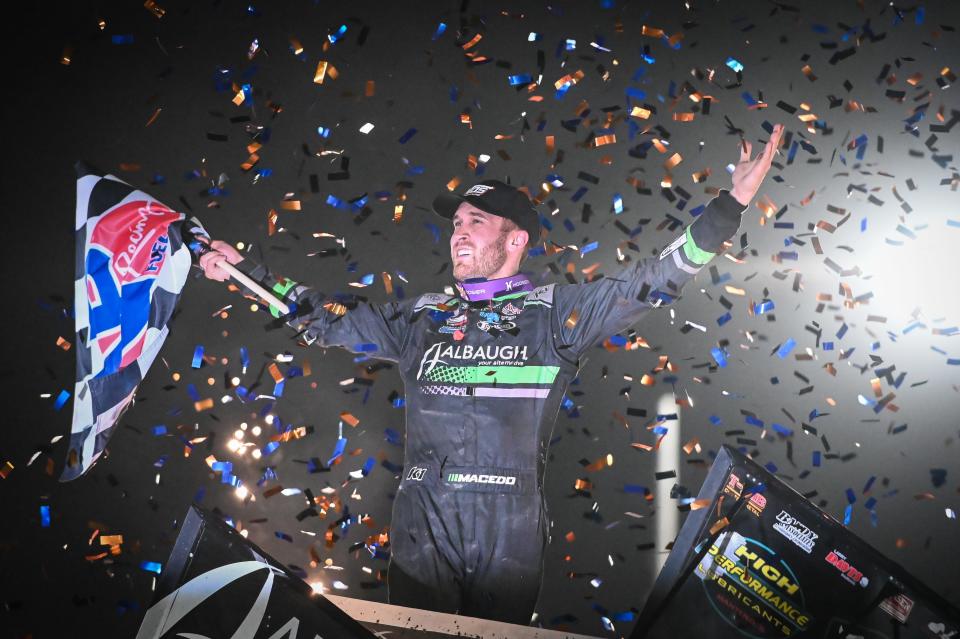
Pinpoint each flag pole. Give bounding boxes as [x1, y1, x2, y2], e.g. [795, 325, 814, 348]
[219, 262, 291, 316]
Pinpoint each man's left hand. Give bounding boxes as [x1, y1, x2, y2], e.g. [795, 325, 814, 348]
[730, 123, 785, 207]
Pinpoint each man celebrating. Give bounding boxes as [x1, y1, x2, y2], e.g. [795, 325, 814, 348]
[200, 124, 785, 624]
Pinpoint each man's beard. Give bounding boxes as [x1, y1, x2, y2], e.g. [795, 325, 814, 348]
[453, 234, 508, 280]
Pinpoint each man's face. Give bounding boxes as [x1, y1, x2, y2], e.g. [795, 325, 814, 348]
[450, 203, 510, 280]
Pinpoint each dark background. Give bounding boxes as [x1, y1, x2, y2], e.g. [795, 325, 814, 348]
[2, 0, 959, 637]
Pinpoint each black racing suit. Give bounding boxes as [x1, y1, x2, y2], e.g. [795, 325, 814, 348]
[231, 190, 746, 623]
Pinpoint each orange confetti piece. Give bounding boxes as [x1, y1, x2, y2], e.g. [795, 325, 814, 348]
[565, 531, 576, 543]
[682, 437, 700, 455]
[194, 398, 214, 412]
[664, 152, 683, 170]
[56, 336, 72, 351]
[313, 60, 338, 84]
[672, 112, 695, 122]
[630, 106, 651, 119]
[0, 461, 14, 479]
[574, 479, 592, 491]
[382, 272, 393, 295]
[280, 200, 301, 211]
[462, 33, 483, 49]
[564, 308, 579, 329]
[690, 499, 711, 511]
[641, 25, 665, 38]
[267, 209, 278, 236]
[631, 442, 654, 452]
[100, 534, 123, 546]
[801, 64, 817, 81]
[144, 0, 165, 19]
[545, 135, 555, 153]
[268, 363, 284, 384]
[340, 412, 360, 427]
[145, 107, 162, 127]
[709, 517, 730, 535]
[446, 176, 461, 192]
[593, 134, 616, 147]
[365, 80, 376, 96]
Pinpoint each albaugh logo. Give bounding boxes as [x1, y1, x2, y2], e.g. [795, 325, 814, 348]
[416, 342, 528, 379]
[136, 559, 308, 639]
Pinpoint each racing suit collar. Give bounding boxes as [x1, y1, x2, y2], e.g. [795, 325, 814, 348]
[454, 273, 533, 302]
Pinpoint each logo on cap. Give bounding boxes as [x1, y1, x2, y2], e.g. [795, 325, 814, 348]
[465, 184, 495, 196]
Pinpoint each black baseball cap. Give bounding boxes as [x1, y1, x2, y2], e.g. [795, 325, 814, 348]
[432, 179, 541, 242]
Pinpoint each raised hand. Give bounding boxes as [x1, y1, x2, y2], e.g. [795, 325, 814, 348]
[730, 123, 785, 207]
[198, 239, 243, 282]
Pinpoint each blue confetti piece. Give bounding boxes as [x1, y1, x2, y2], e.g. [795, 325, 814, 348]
[327, 437, 347, 466]
[709, 415, 722, 425]
[432, 22, 447, 40]
[563, 218, 575, 232]
[745, 415, 764, 428]
[823, 341, 834, 351]
[423, 222, 441, 243]
[710, 346, 728, 368]
[776, 338, 796, 359]
[623, 484, 649, 494]
[317, 126, 331, 138]
[111, 34, 135, 45]
[392, 396, 405, 408]
[262, 441, 280, 456]
[191, 345, 205, 369]
[565, 38, 576, 50]
[846, 488, 857, 504]
[53, 390, 70, 411]
[652, 426, 669, 435]
[725, 57, 744, 73]
[362, 457, 376, 476]
[449, 85, 459, 101]
[608, 335, 627, 347]
[571, 186, 588, 202]
[843, 504, 853, 526]
[360, 273, 375, 285]
[140, 561, 162, 574]
[613, 193, 623, 214]
[754, 300, 775, 315]
[153, 425, 167, 436]
[275, 531, 294, 542]
[354, 343, 378, 352]
[384, 428, 402, 446]
[273, 379, 284, 397]
[325, 194, 344, 209]
[398, 128, 417, 144]
[328, 24, 347, 44]
[764, 462, 778, 474]
[717, 312, 732, 326]
[812, 451, 821, 467]
[581, 241, 599, 256]
[771, 423, 792, 437]
[741, 91, 758, 107]
[381, 459, 403, 474]
[624, 87, 646, 100]
[40, 504, 50, 527]
[864, 496, 877, 510]
[508, 74, 532, 86]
